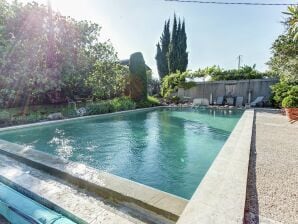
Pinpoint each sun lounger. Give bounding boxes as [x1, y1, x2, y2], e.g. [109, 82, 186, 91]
[235, 96, 244, 107]
[214, 96, 224, 105]
[192, 98, 209, 107]
[250, 96, 264, 107]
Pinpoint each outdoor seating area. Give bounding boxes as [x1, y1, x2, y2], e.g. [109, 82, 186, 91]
[187, 95, 265, 109]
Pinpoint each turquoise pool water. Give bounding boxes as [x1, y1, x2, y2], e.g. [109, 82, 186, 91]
[0, 108, 243, 199]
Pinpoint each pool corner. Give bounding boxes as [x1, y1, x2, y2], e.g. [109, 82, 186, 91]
[177, 109, 254, 223]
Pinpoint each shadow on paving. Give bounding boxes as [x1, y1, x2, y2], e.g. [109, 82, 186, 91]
[244, 111, 259, 224]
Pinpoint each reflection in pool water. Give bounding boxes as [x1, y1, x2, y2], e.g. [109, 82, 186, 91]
[0, 108, 243, 199]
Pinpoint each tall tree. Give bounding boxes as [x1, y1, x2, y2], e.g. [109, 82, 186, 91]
[155, 20, 170, 79]
[177, 20, 188, 72]
[168, 14, 179, 73]
[155, 43, 163, 78]
[156, 14, 188, 79]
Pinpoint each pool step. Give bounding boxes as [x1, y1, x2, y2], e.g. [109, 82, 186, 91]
[0, 154, 174, 224]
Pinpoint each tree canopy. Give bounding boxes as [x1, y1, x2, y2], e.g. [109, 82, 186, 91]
[269, 6, 298, 108]
[0, 0, 118, 107]
[188, 65, 274, 81]
[267, 32, 298, 82]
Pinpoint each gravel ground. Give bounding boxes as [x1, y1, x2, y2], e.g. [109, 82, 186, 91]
[245, 109, 298, 224]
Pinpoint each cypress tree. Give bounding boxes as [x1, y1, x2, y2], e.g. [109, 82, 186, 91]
[168, 14, 179, 73]
[178, 20, 188, 72]
[156, 20, 170, 79]
[129, 52, 147, 101]
[155, 43, 164, 78]
[156, 14, 188, 78]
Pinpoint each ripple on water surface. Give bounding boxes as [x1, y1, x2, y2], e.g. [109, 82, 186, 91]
[0, 108, 243, 199]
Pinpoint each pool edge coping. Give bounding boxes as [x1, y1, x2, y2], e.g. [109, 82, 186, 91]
[0, 106, 244, 132]
[177, 109, 254, 224]
[0, 106, 165, 132]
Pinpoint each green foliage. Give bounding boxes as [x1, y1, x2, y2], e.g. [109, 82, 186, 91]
[282, 95, 298, 108]
[267, 6, 298, 108]
[177, 20, 188, 73]
[86, 102, 112, 115]
[284, 6, 298, 41]
[136, 96, 160, 108]
[271, 82, 298, 107]
[288, 85, 298, 97]
[156, 14, 188, 79]
[0, 0, 117, 107]
[147, 96, 160, 105]
[209, 65, 266, 81]
[161, 71, 195, 98]
[188, 65, 272, 81]
[86, 97, 136, 115]
[110, 97, 136, 111]
[268, 33, 298, 82]
[268, 7, 298, 82]
[160, 65, 268, 99]
[86, 61, 129, 100]
[0, 97, 137, 127]
[129, 52, 148, 101]
[155, 19, 170, 79]
[168, 15, 188, 74]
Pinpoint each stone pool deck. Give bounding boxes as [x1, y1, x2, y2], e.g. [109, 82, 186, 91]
[245, 109, 298, 224]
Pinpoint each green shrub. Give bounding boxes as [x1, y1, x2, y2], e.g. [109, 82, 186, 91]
[86, 97, 136, 115]
[282, 95, 298, 108]
[86, 102, 112, 115]
[86, 61, 129, 100]
[271, 81, 298, 107]
[281, 85, 298, 108]
[136, 96, 160, 108]
[161, 71, 195, 98]
[147, 96, 160, 105]
[288, 85, 298, 97]
[129, 52, 148, 101]
[110, 97, 136, 111]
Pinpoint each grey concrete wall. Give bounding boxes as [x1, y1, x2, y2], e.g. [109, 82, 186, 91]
[177, 79, 278, 105]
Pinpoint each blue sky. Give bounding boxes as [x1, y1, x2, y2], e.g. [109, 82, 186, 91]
[17, 0, 291, 77]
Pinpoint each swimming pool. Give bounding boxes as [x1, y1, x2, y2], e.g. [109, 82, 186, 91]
[0, 108, 243, 199]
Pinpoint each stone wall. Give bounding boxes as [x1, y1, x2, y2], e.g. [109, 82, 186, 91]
[177, 79, 278, 105]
